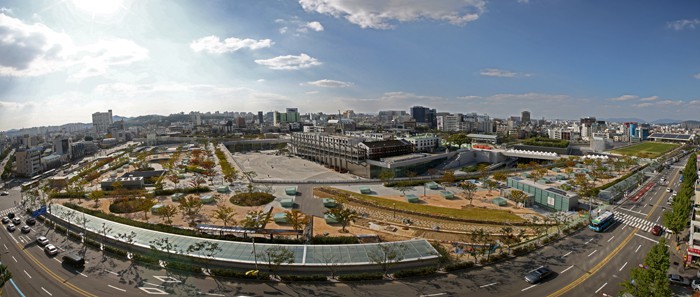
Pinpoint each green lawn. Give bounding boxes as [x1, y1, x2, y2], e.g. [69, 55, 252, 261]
[318, 187, 525, 224]
[610, 142, 678, 159]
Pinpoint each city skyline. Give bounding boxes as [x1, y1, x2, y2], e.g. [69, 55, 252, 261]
[1, 0, 700, 130]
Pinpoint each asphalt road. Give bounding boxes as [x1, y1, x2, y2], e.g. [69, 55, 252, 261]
[0, 159, 693, 297]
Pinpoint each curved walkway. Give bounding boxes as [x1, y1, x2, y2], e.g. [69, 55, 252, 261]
[48, 204, 439, 267]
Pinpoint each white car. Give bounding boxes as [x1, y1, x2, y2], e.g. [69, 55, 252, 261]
[44, 244, 59, 256]
[36, 236, 49, 246]
[692, 279, 700, 291]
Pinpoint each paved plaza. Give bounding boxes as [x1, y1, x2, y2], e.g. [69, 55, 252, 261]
[232, 151, 356, 181]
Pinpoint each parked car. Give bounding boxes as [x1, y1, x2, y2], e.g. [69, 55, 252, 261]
[36, 236, 49, 246]
[11, 217, 21, 225]
[651, 225, 663, 236]
[25, 218, 36, 226]
[62, 253, 85, 268]
[524, 266, 553, 284]
[668, 274, 690, 286]
[7, 212, 14, 219]
[6, 224, 15, 232]
[692, 279, 700, 291]
[44, 244, 59, 256]
[0, 191, 8, 196]
[20, 225, 30, 233]
[1, 217, 9, 224]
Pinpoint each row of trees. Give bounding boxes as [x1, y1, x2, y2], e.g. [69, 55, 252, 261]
[619, 238, 671, 296]
[663, 153, 698, 239]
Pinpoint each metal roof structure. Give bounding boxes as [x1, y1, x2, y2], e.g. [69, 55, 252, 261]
[51, 204, 439, 266]
[648, 133, 693, 141]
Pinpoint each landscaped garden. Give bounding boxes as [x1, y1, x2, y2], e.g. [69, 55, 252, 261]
[610, 142, 678, 159]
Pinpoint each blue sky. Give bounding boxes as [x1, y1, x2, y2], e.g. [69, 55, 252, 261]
[1, 0, 700, 130]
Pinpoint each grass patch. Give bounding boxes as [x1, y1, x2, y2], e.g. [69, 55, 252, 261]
[611, 142, 678, 159]
[318, 187, 525, 224]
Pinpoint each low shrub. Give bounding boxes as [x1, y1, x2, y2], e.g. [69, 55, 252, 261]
[84, 238, 101, 249]
[337, 273, 383, 281]
[166, 261, 202, 273]
[109, 197, 147, 214]
[444, 261, 475, 272]
[67, 231, 81, 241]
[210, 268, 269, 280]
[132, 254, 159, 265]
[512, 244, 536, 256]
[230, 192, 275, 206]
[55, 225, 67, 234]
[309, 236, 359, 245]
[104, 245, 128, 257]
[393, 267, 437, 278]
[384, 180, 432, 187]
[279, 275, 327, 282]
[154, 187, 210, 196]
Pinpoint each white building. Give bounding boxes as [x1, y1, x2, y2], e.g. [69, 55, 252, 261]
[15, 147, 43, 177]
[401, 134, 439, 152]
[92, 110, 113, 134]
[437, 114, 462, 131]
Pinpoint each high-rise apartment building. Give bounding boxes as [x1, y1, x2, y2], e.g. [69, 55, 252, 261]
[521, 111, 531, 124]
[15, 147, 42, 177]
[190, 112, 202, 126]
[257, 111, 264, 125]
[410, 106, 437, 128]
[286, 108, 300, 123]
[92, 110, 113, 134]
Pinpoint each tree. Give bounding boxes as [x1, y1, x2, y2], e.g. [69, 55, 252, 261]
[450, 133, 471, 149]
[241, 209, 270, 229]
[284, 209, 308, 231]
[395, 181, 415, 196]
[441, 170, 456, 187]
[139, 197, 157, 220]
[316, 251, 340, 279]
[619, 238, 670, 297]
[257, 246, 294, 277]
[213, 204, 237, 227]
[325, 205, 357, 233]
[155, 204, 178, 225]
[492, 172, 508, 183]
[509, 190, 527, 207]
[190, 176, 206, 189]
[378, 169, 395, 183]
[484, 180, 498, 196]
[478, 164, 489, 183]
[460, 182, 478, 206]
[186, 241, 222, 270]
[89, 190, 105, 208]
[178, 195, 203, 226]
[368, 243, 406, 276]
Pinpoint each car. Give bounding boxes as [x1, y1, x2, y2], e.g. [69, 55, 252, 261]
[11, 217, 21, 225]
[36, 236, 49, 246]
[20, 225, 30, 233]
[6, 224, 15, 232]
[1, 217, 9, 224]
[692, 279, 700, 291]
[667, 188, 673, 193]
[62, 253, 85, 268]
[7, 212, 14, 219]
[669, 274, 691, 286]
[44, 244, 59, 256]
[0, 191, 8, 196]
[524, 266, 553, 284]
[651, 225, 663, 236]
[25, 218, 36, 226]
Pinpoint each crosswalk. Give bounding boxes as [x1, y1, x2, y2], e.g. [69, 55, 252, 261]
[0, 207, 22, 218]
[613, 211, 672, 239]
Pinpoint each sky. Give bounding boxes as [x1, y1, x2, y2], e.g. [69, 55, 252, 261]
[1, 0, 700, 131]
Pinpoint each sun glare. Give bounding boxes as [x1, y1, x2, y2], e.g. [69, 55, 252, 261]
[71, 0, 124, 16]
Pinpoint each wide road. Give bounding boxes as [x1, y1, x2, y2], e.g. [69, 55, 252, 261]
[0, 159, 690, 297]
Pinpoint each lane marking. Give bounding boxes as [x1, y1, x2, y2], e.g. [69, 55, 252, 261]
[561, 265, 574, 274]
[79, 272, 88, 278]
[3, 244, 7, 249]
[588, 250, 598, 257]
[143, 282, 163, 287]
[105, 269, 119, 276]
[635, 244, 642, 253]
[54, 258, 61, 263]
[634, 233, 659, 244]
[204, 294, 226, 297]
[41, 287, 53, 296]
[607, 236, 615, 242]
[584, 238, 594, 245]
[108, 285, 126, 292]
[479, 282, 498, 288]
[562, 251, 572, 258]
[420, 294, 446, 297]
[12, 255, 17, 262]
[9, 233, 18, 243]
[522, 285, 536, 291]
[619, 262, 628, 271]
[595, 282, 608, 294]
[621, 224, 627, 230]
[24, 270, 32, 279]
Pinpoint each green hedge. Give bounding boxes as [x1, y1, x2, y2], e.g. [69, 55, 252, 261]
[444, 261, 475, 272]
[55, 225, 67, 234]
[279, 275, 327, 282]
[229, 192, 275, 206]
[521, 137, 569, 148]
[104, 245, 128, 257]
[512, 244, 536, 256]
[309, 236, 359, 245]
[337, 273, 383, 281]
[393, 267, 437, 278]
[210, 268, 269, 280]
[49, 191, 86, 199]
[109, 197, 147, 213]
[154, 187, 211, 196]
[132, 253, 159, 265]
[166, 261, 202, 273]
[84, 238, 101, 249]
[67, 231, 81, 241]
[384, 180, 433, 187]
[599, 164, 647, 190]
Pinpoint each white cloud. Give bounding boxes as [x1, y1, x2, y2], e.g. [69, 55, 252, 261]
[256, 79, 265, 83]
[306, 79, 351, 87]
[609, 95, 638, 101]
[304, 21, 324, 32]
[517, 0, 529, 3]
[479, 68, 532, 78]
[190, 35, 273, 54]
[633, 102, 654, 108]
[254, 53, 321, 70]
[279, 26, 289, 34]
[639, 96, 658, 102]
[694, 73, 700, 80]
[1, 7, 13, 15]
[668, 19, 700, 31]
[299, 0, 486, 29]
[0, 13, 147, 79]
